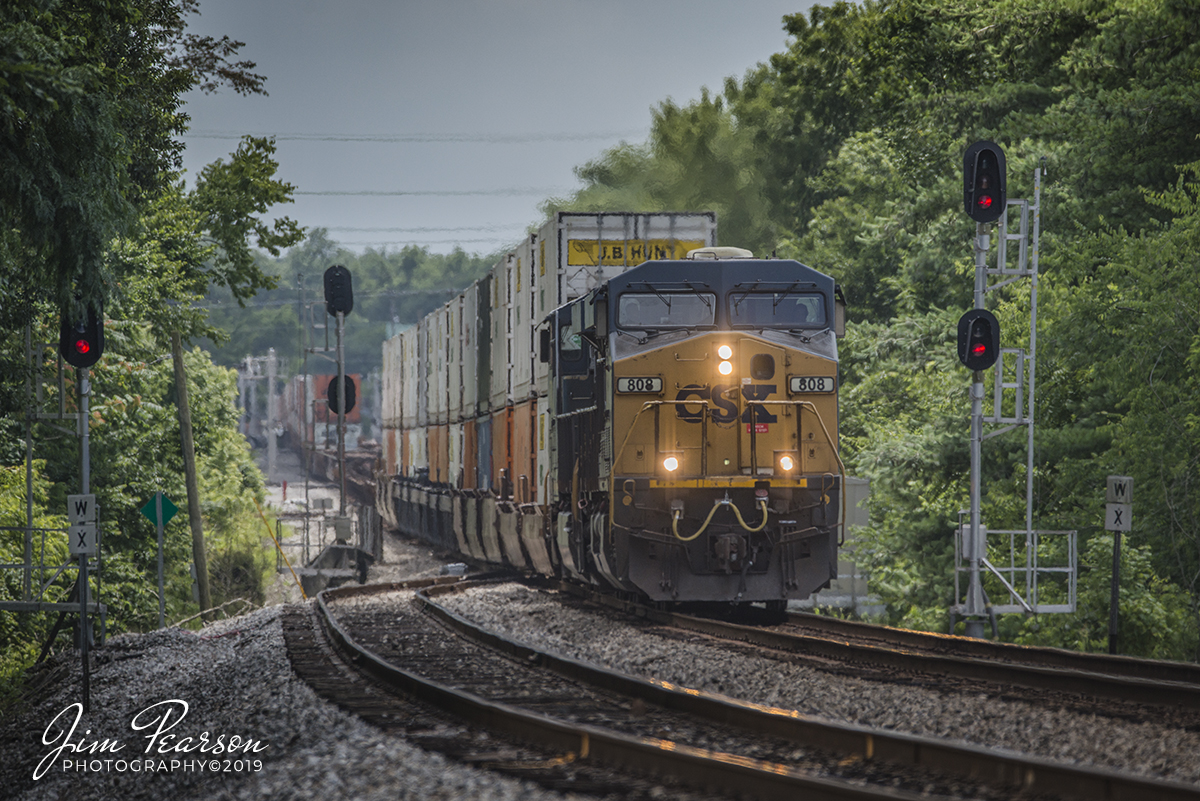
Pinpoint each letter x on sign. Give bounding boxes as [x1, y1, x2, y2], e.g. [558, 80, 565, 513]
[1106, 503, 1131, 532]
[69, 524, 97, 555]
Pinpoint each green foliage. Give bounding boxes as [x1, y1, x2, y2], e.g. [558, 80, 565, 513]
[0, 0, 265, 321]
[558, 0, 1200, 655]
[0, 323, 274, 697]
[198, 231, 498, 376]
[0, 462, 69, 699]
[840, 310, 968, 628]
[544, 90, 777, 254]
[1015, 535, 1198, 660]
[0, 1, 298, 696]
[190, 137, 305, 304]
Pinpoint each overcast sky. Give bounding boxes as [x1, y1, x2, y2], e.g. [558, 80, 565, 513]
[180, 0, 816, 256]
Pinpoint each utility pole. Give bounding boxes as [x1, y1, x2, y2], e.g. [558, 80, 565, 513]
[267, 348, 278, 481]
[171, 332, 211, 616]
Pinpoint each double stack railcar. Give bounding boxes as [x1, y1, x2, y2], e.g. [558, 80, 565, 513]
[379, 212, 844, 607]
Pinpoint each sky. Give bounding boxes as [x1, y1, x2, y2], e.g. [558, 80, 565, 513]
[179, 0, 816, 256]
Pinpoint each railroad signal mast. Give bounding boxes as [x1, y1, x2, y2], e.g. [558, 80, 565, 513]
[954, 142, 1077, 639]
[323, 265, 354, 515]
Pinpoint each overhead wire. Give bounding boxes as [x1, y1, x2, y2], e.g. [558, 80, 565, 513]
[183, 129, 648, 144]
[293, 188, 569, 196]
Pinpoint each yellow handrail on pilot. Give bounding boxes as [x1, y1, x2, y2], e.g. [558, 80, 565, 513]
[749, 398, 848, 541]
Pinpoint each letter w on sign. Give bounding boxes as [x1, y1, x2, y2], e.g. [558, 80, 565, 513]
[67, 494, 96, 524]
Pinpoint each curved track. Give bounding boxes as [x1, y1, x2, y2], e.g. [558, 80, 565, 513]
[566, 581, 1200, 714]
[287, 579, 1200, 801]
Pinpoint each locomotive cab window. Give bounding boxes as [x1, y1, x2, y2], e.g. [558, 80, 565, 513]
[556, 306, 588, 376]
[729, 292, 826, 329]
[618, 292, 715, 330]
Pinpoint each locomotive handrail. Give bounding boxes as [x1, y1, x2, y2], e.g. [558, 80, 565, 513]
[747, 399, 847, 542]
[612, 399, 672, 472]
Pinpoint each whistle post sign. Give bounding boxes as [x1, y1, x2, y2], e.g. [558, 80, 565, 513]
[67, 494, 97, 555]
[1105, 476, 1132, 532]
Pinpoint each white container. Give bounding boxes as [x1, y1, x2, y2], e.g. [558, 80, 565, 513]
[510, 236, 535, 402]
[461, 282, 479, 419]
[488, 253, 514, 410]
[432, 305, 449, 426]
[415, 318, 429, 429]
[530, 212, 717, 396]
[448, 296, 463, 421]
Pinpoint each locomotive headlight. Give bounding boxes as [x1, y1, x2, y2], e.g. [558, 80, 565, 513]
[776, 451, 798, 472]
[718, 360, 733, 376]
[717, 344, 733, 360]
[779, 455, 795, 471]
[663, 456, 680, 472]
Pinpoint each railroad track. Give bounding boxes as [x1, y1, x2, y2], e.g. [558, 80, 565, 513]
[286, 579, 1200, 801]
[779, 609, 1200, 685]
[564, 581, 1200, 715]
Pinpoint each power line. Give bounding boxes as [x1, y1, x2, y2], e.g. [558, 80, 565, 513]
[336, 239, 514, 246]
[322, 224, 528, 233]
[196, 287, 462, 309]
[294, 188, 570, 197]
[183, 129, 648, 144]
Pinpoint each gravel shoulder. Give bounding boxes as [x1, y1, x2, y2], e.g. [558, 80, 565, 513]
[0, 535, 580, 801]
[436, 582, 1200, 787]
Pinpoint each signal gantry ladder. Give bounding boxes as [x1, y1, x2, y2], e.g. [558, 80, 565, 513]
[954, 163, 1078, 638]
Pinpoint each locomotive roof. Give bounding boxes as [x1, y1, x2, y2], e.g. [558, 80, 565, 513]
[608, 258, 835, 298]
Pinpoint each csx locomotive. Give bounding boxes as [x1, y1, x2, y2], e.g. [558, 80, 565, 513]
[378, 212, 844, 609]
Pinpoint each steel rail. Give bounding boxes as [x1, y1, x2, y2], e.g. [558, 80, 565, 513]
[563, 581, 1200, 709]
[316, 582, 935, 801]
[779, 610, 1200, 686]
[666, 611, 1200, 710]
[419, 581, 1200, 801]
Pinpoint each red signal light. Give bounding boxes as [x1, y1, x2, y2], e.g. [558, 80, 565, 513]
[958, 309, 1000, 370]
[977, 196, 993, 210]
[75, 339, 91, 355]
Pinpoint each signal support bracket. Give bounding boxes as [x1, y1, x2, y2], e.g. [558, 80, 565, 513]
[954, 164, 1078, 635]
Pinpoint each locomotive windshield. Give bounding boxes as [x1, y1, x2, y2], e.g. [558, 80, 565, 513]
[618, 292, 716, 330]
[729, 292, 826, 329]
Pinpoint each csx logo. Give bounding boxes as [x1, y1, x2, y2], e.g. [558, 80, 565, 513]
[674, 384, 777, 425]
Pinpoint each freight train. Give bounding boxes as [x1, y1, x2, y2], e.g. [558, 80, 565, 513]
[377, 212, 845, 609]
[281, 373, 364, 452]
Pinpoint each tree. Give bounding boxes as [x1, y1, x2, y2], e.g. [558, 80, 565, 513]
[0, 0, 266, 323]
[544, 89, 778, 254]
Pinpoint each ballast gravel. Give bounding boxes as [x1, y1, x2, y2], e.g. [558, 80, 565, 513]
[436, 583, 1200, 787]
[0, 605, 585, 801]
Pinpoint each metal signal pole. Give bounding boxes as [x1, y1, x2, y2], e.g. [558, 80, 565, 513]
[337, 311, 347, 514]
[964, 225, 989, 639]
[79, 368, 91, 712]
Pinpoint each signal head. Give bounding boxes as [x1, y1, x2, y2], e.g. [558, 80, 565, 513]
[324, 264, 354, 316]
[963, 141, 1007, 223]
[957, 308, 1000, 371]
[59, 303, 104, 369]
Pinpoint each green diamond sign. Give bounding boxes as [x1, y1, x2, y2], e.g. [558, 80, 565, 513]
[140, 494, 178, 527]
